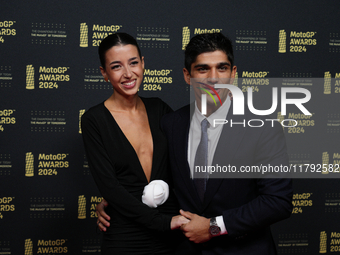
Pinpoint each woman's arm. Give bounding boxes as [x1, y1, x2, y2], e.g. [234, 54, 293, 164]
[81, 109, 187, 231]
[96, 198, 189, 231]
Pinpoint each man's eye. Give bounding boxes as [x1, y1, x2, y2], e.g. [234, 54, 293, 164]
[219, 66, 228, 70]
[198, 68, 207, 71]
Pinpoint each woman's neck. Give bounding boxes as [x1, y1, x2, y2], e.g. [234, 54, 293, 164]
[105, 92, 141, 112]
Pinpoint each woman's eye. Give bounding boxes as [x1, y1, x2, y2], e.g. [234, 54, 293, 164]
[111, 65, 120, 70]
[131, 61, 139, 66]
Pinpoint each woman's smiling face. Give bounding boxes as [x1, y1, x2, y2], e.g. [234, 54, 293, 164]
[100, 44, 144, 97]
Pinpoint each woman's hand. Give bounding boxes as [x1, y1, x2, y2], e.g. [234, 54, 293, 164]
[96, 199, 110, 231]
[170, 215, 190, 230]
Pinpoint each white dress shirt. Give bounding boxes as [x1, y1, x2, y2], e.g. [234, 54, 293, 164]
[187, 96, 232, 235]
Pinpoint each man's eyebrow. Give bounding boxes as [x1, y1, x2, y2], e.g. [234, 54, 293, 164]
[193, 64, 209, 69]
[193, 62, 231, 69]
[218, 62, 231, 66]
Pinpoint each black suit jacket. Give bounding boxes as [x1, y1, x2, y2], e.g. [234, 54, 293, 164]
[161, 103, 293, 255]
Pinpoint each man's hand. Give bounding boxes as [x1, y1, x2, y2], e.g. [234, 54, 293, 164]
[96, 199, 110, 231]
[179, 210, 212, 243]
[170, 215, 190, 230]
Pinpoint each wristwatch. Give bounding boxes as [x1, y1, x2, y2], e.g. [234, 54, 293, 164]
[209, 217, 221, 236]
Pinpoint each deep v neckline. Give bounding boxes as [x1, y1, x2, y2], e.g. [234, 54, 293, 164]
[103, 98, 155, 183]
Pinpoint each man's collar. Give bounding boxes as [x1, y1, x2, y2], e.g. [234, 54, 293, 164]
[193, 96, 231, 129]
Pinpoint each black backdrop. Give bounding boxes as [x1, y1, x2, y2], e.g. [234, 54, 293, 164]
[1, 1, 340, 254]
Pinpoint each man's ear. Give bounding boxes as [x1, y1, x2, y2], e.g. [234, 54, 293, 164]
[231, 65, 237, 78]
[183, 68, 191, 85]
[100, 66, 108, 82]
[229, 65, 237, 85]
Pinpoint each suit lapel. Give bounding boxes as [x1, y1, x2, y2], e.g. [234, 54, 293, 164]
[173, 105, 203, 210]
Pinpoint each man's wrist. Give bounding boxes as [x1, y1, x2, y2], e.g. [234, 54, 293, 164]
[209, 217, 221, 236]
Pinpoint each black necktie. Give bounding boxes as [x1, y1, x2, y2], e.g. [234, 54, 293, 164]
[193, 119, 209, 202]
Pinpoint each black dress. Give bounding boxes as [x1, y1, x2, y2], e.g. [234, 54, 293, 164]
[81, 97, 180, 254]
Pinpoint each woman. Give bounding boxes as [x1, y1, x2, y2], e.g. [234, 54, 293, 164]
[81, 33, 188, 254]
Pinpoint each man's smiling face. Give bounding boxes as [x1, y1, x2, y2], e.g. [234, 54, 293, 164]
[183, 50, 237, 115]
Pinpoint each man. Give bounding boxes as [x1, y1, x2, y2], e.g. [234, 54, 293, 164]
[97, 33, 293, 254]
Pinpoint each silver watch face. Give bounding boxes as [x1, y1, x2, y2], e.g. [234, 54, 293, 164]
[209, 225, 220, 235]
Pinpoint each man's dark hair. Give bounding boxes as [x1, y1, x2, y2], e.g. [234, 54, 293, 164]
[98, 32, 142, 69]
[184, 33, 234, 73]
